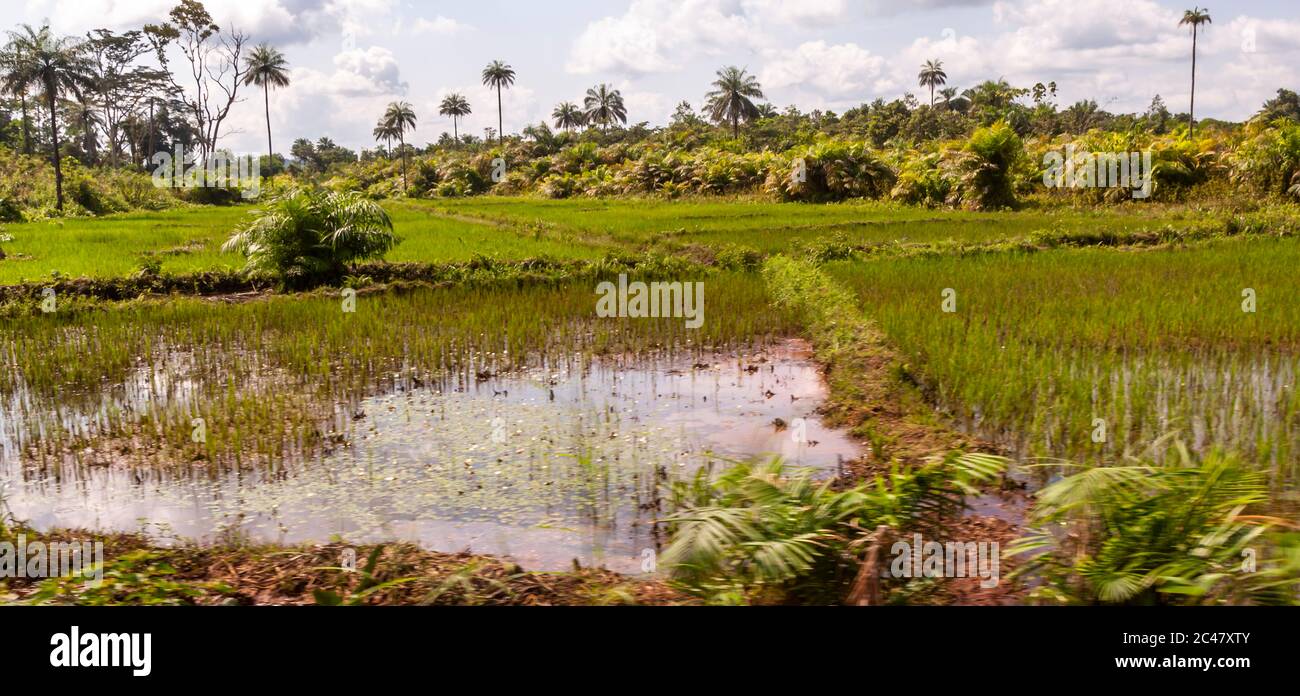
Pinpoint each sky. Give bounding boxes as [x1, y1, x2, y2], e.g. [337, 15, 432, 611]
[12, 0, 1300, 155]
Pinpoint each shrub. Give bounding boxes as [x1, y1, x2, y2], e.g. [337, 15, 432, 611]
[766, 140, 896, 202]
[0, 197, 22, 222]
[943, 120, 1024, 210]
[221, 187, 398, 288]
[1229, 118, 1300, 199]
[661, 453, 1006, 603]
[1010, 445, 1300, 605]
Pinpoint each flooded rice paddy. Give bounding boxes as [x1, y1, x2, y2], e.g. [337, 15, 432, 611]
[1, 338, 858, 572]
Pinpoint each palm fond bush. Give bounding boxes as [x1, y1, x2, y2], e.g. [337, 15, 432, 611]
[660, 453, 1006, 603]
[1010, 444, 1300, 605]
[889, 151, 949, 206]
[222, 187, 398, 288]
[766, 140, 896, 202]
[1230, 118, 1300, 199]
[942, 120, 1025, 210]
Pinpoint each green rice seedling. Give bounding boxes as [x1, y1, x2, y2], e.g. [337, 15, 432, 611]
[826, 236, 1300, 482]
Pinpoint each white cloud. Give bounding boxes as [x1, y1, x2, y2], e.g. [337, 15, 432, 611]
[566, 0, 767, 76]
[23, 0, 402, 46]
[410, 15, 472, 36]
[329, 46, 407, 96]
[761, 41, 887, 98]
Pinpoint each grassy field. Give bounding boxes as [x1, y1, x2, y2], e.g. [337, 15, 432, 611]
[5, 197, 1298, 473]
[5, 195, 1300, 604]
[0, 201, 608, 284]
[826, 236, 1300, 482]
[413, 196, 1221, 254]
[2, 196, 1258, 285]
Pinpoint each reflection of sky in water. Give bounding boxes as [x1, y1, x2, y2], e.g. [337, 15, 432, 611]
[3, 340, 859, 573]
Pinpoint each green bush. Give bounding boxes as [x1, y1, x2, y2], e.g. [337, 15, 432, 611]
[1230, 118, 1300, 199]
[0, 196, 22, 222]
[943, 120, 1024, 210]
[661, 453, 1006, 603]
[766, 140, 896, 202]
[1010, 445, 1300, 605]
[221, 187, 398, 288]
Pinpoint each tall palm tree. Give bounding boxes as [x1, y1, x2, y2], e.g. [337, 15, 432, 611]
[704, 66, 764, 139]
[1179, 7, 1212, 138]
[242, 44, 291, 160]
[382, 101, 417, 193]
[552, 101, 584, 131]
[0, 38, 34, 155]
[438, 93, 471, 144]
[4, 24, 92, 211]
[918, 59, 947, 107]
[480, 60, 515, 144]
[582, 84, 627, 132]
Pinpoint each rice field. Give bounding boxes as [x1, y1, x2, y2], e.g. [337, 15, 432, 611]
[0, 201, 608, 284]
[4, 195, 1300, 579]
[826, 236, 1300, 485]
[413, 196, 1218, 254]
[1, 196, 1256, 286]
[0, 271, 817, 567]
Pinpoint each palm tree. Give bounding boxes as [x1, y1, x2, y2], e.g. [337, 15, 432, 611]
[382, 101, 417, 193]
[67, 99, 103, 161]
[704, 66, 764, 139]
[918, 59, 947, 107]
[4, 24, 92, 211]
[1179, 7, 1212, 138]
[582, 84, 627, 132]
[242, 44, 291, 160]
[938, 86, 958, 110]
[372, 121, 398, 158]
[438, 93, 471, 144]
[552, 101, 584, 131]
[480, 60, 515, 144]
[0, 38, 34, 155]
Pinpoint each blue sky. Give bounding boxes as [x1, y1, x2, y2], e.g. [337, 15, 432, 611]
[15, 0, 1300, 154]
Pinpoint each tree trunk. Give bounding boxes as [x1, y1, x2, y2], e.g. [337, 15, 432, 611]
[147, 100, 155, 169]
[1189, 27, 1198, 138]
[930, 85, 935, 107]
[82, 111, 97, 161]
[46, 87, 64, 211]
[399, 132, 408, 193]
[497, 85, 503, 144]
[264, 86, 273, 160]
[453, 116, 458, 145]
[732, 113, 738, 139]
[19, 94, 32, 155]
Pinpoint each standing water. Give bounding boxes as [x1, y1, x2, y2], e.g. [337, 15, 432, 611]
[1, 339, 858, 573]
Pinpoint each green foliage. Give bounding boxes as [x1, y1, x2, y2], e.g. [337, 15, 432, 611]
[24, 550, 220, 605]
[661, 453, 1006, 603]
[222, 186, 397, 287]
[767, 140, 896, 202]
[1230, 118, 1300, 199]
[1010, 444, 1300, 605]
[943, 120, 1024, 210]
